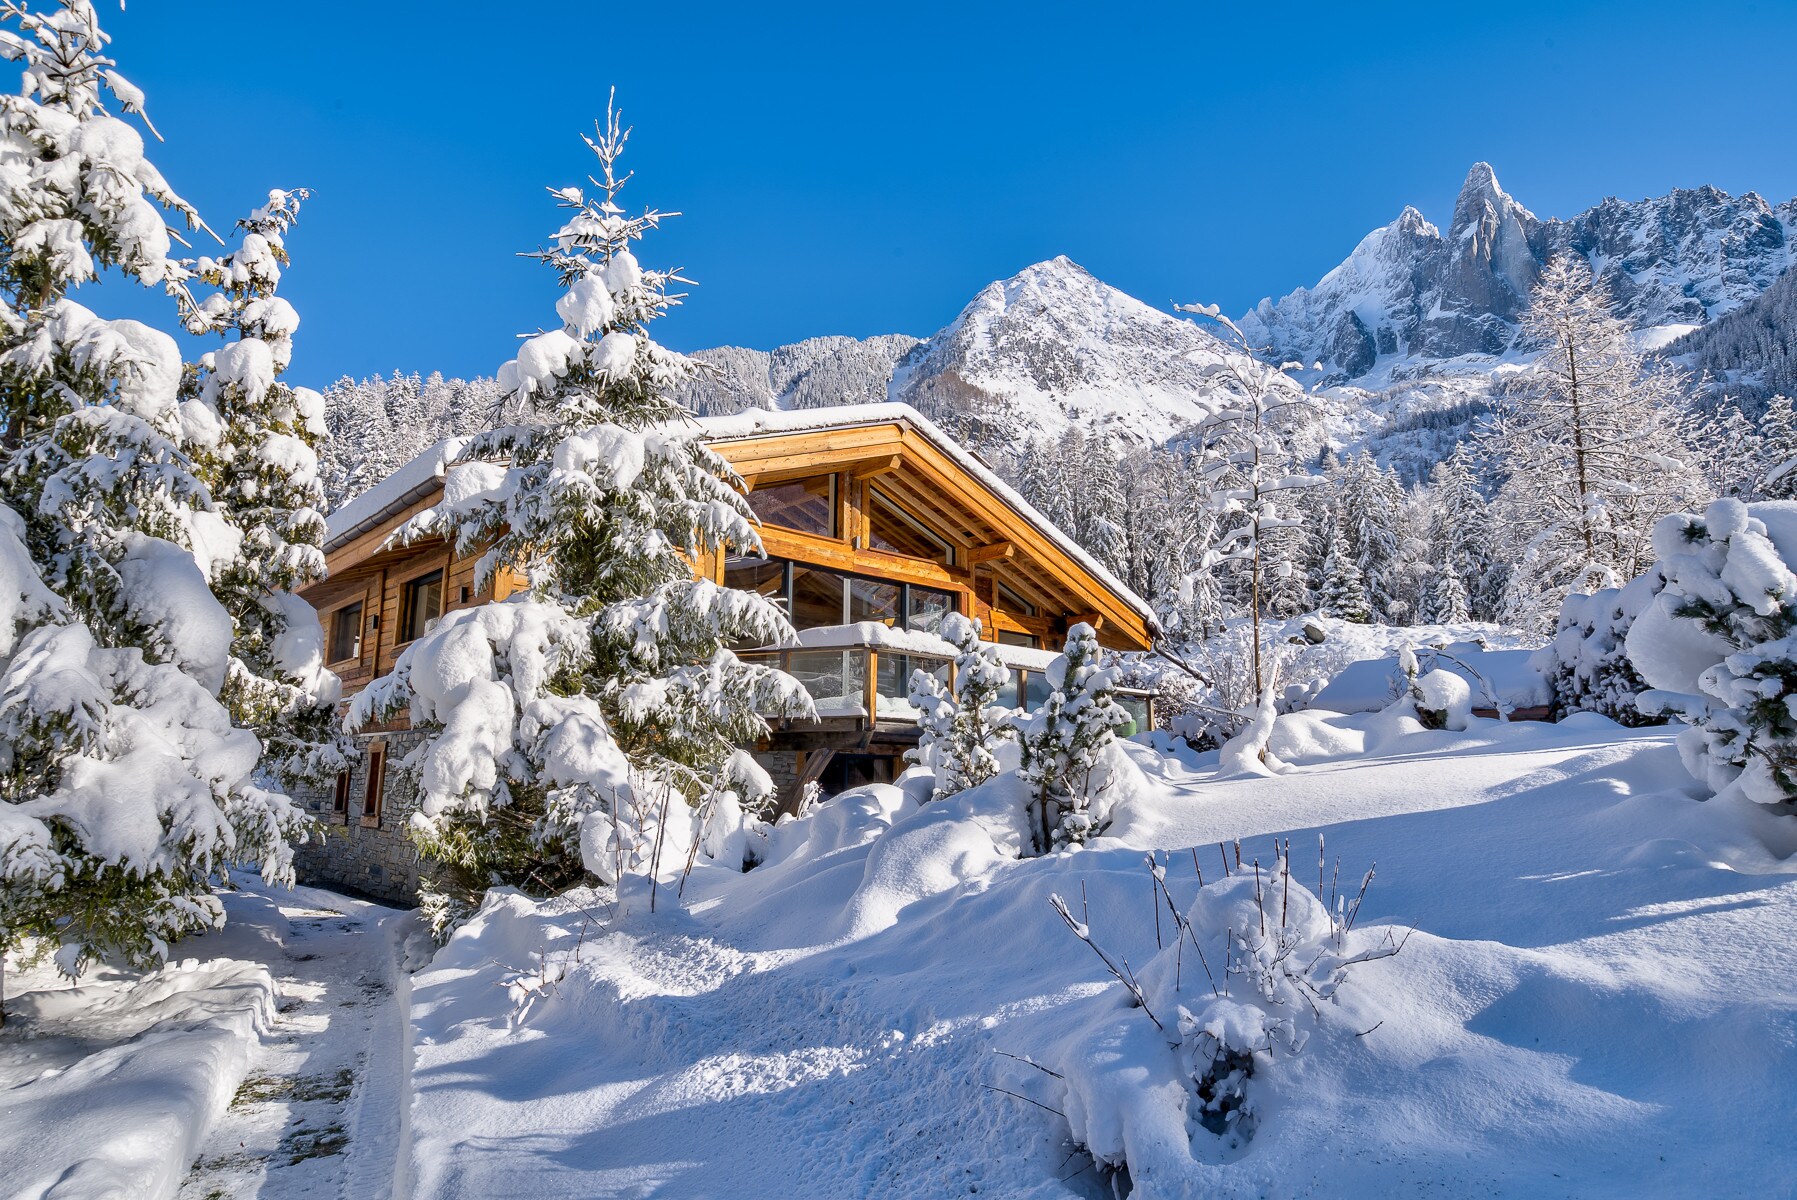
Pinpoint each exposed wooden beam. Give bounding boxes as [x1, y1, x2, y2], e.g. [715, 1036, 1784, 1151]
[849, 454, 901, 482]
[966, 541, 1015, 565]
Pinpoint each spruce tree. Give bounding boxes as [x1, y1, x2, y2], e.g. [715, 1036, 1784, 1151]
[350, 99, 810, 929]
[0, 0, 310, 1000]
[1315, 511, 1372, 623]
[183, 188, 346, 788]
[1423, 444, 1490, 624]
[1332, 453, 1406, 623]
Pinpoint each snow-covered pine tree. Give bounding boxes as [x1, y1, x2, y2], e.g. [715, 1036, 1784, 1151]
[1755, 395, 1797, 501]
[1314, 509, 1372, 623]
[1680, 398, 1762, 500]
[1014, 623, 1129, 854]
[0, 0, 310, 997]
[906, 613, 1015, 799]
[1331, 452, 1407, 624]
[1174, 303, 1324, 696]
[1484, 254, 1701, 635]
[1423, 444, 1490, 623]
[349, 99, 810, 929]
[182, 188, 346, 788]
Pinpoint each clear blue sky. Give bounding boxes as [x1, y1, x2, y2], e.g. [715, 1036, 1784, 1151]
[99, 0, 1796, 390]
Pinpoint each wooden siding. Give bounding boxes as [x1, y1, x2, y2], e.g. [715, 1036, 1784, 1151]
[301, 537, 523, 695]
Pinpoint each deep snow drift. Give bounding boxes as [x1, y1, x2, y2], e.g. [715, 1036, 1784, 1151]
[398, 710, 1797, 1198]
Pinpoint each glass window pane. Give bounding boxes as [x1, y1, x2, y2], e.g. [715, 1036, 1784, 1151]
[868, 491, 952, 562]
[906, 588, 954, 637]
[849, 577, 900, 626]
[997, 583, 1037, 617]
[996, 674, 1021, 710]
[329, 601, 362, 663]
[748, 478, 835, 537]
[723, 557, 786, 649]
[876, 653, 948, 721]
[785, 649, 866, 716]
[1023, 669, 1054, 710]
[790, 564, 845, 629]
[402, 570, 443, 643]
[997, 629, 1039, 648]
[1117, 694, 1149, 736]
[725, 557, 786, 601]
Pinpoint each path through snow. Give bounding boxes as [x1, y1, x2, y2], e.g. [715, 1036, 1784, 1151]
[178, 882, 419, 1200]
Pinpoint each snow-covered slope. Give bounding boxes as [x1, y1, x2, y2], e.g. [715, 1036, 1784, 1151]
[888, 255, 1269, 444]
[1243, 162, 1797, 383]
[677, 257, 1278, 447]
[398, 713, 1797, 1197]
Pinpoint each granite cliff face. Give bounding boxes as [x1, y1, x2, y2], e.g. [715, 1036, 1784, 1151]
[1240, 163, 1797, 381]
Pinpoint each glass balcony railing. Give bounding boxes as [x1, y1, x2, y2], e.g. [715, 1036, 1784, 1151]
[738, 634, 1156, 734]
[738, 645, 951, 722]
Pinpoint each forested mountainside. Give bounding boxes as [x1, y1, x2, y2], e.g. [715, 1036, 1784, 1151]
[670, 334, 919, 416]
[1668, 263, 1797, 405]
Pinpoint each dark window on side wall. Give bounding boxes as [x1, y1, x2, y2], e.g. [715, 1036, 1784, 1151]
[332, 768, 353, 821]
[400, 570, 443, 643]
[328, 601, 363, 664]
[362, 744, 386, 826]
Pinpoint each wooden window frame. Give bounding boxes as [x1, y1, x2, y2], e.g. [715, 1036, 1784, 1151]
[325, 597, 366, 667]
[361, 741, 387, 828]
[330, 766, 353, 825]
[396, 565, 445, 647]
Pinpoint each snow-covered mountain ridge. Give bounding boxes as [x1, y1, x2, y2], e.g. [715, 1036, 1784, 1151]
[682, 256, 1296, 448]
[1242, 162, 1797, 383]
[675, 166, 1793, 459]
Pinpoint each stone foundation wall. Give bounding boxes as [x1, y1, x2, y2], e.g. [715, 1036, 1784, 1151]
[755, 748, 805, 812]
[294, 730, 425, 906]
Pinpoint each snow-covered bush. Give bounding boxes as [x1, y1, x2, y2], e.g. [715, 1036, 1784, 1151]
[907, 613, 1016, 800]
[1628, 499, 1797, 808]
[350, 99, 809, 929]
[0, 0, 312, 986]
[1013, 624, 1129, 853]
[1053, 846, 1401, 1169]
[1396, 647, 1473, 730]
[1541, 569, 1665, 725]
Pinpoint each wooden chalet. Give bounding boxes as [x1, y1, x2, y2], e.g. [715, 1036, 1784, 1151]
[293, 403, 1159, 903]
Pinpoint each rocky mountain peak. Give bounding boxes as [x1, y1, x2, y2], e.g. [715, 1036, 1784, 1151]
[1242, 164, 1797, 382]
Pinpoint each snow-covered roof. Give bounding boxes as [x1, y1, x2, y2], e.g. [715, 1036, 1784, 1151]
[323, 404, 1158, 632]
[324, 435, 469, 552]
[692, 403, 1156, 627]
